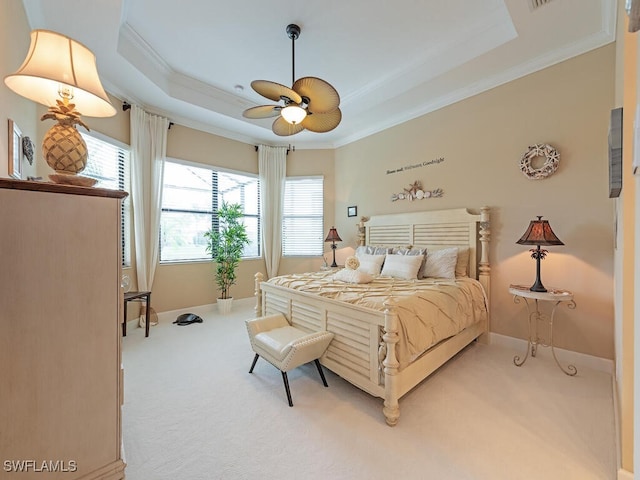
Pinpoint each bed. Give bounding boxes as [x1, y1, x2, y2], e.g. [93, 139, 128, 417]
[254, 207, 490, 425]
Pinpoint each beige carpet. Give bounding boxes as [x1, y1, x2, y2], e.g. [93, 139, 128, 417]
[122, 298, 616, 480]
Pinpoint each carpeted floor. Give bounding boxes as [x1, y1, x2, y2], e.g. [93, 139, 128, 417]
[122, 298, 616, 480]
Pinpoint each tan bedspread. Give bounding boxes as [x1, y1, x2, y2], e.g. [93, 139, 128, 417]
[266, 271, 488, 369]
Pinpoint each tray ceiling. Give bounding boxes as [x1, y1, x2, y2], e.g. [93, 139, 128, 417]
[20, 0, 616, 149]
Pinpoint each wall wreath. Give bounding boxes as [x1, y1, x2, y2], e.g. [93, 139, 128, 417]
[519, 143, 559, 180]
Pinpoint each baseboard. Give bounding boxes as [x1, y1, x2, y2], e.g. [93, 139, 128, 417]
[156, 302, 217, 324]
[612, 377, 630, 480]
[489, 332, 614, 374]
[123, 297, 257, 333]
[156, 296, 256, 324]
[617, 468, 634, 479]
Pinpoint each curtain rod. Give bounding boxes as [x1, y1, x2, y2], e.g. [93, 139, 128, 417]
[122, 101, 173, 129]
[254, 145, 293, 154]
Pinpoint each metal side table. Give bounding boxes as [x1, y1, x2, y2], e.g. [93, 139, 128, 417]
[509, 284, 577, 376]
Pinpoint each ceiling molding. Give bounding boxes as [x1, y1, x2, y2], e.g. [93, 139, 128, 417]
[334, 27, 617, 148]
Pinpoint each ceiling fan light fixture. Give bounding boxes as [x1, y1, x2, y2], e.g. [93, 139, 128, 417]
[281, 104, 307, 124]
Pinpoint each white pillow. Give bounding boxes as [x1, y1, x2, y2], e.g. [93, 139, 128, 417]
[393, 247, 428, 278]
[422, 247, 458, 279]
[333, 269, 373, 284]
[356, 253, 386, 275]
[380, 254, 423, 280]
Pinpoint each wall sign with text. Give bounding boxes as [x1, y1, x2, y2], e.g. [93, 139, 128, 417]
[386, 157, 444, 175]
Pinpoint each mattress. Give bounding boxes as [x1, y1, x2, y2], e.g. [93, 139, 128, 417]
[266, 271, 488, 369]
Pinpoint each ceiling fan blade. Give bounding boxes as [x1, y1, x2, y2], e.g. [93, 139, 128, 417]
[293, 77, 340, 114]
[242, 105, 281, 119]
[302, 108, 342, 133]
[272, 116, 305, 136]
[251, 80, 302, 104]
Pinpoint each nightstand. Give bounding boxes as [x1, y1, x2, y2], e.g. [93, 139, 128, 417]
[509, 284, 577, 376]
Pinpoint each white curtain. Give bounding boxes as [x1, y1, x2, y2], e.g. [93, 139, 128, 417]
[258, 145, 287, 278]
[130, 104, 169, 293]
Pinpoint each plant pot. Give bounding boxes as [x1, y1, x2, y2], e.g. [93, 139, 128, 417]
[217, 297, 233, 314]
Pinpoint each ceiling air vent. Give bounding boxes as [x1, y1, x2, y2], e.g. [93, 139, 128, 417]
[528, 0, 553, 10]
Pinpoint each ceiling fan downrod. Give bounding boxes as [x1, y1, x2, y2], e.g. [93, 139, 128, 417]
[286, 24, 301, 87]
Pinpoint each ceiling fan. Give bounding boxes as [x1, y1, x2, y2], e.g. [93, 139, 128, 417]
[242, 24, 341, 136]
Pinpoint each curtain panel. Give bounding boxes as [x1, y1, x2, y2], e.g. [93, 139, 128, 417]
[130, 105, 169, 293]
[258, 145, 287, 278]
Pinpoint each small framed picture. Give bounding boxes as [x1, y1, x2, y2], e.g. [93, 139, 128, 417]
[8, 119, 22, 179]
[347, 206, 357, 217]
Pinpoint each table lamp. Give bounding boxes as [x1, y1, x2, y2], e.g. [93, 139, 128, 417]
[324, 227, 342, 267]
[516, 216, 564, 292]
[4, 29, 116, 186]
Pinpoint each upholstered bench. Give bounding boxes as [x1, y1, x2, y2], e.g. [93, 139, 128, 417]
[245, 314, 334, 407]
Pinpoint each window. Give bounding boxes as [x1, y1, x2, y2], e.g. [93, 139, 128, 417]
[282, 176, 324, 256]
[81, 132, 131, 266]
[160, 161, 260, 262]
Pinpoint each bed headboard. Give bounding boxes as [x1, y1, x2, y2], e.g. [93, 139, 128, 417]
[358, 207, 490, 293]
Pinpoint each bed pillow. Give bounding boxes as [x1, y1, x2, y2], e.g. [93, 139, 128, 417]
[355, 245, 392, 256]
[421, 247, 458, 279]
[392, 247, 428, 278]
[380, 254, 424, 280]
[333, 268, 373, 284]
[356, 253, 386, 275]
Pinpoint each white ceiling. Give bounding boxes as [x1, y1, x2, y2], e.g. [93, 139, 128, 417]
[20, 0, 616, 149]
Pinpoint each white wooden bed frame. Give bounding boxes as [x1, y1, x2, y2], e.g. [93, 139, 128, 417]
[254, 207, 490, 426]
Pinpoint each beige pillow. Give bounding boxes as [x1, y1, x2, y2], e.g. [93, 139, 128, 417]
[422, 247, 458, 279]
[381, 254, 423, 280]
[333, 269, 373, 284]
[356, 253, 386, 275]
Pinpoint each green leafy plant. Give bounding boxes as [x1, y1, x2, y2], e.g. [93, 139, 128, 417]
[204, 202, 250, 300]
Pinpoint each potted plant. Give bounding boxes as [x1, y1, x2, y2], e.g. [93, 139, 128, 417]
[204, 202, 250, 314]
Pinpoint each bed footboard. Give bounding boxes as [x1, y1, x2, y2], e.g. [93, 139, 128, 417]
[255, 273, 465, 426]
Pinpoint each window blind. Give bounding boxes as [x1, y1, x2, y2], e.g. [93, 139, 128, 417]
[81, 132, 131, 266]
[282, 177, 324, 256]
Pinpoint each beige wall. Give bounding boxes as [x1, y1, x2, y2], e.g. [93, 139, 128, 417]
[0, 0, 37, 179]
[335, 44, 616, 360]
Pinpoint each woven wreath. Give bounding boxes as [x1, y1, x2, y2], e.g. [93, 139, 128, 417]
[519, 144, 559, 180]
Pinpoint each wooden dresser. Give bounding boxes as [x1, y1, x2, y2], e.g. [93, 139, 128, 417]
[0, 179, 127, 479]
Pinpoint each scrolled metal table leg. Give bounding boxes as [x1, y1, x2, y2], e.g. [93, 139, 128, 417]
[549, 299, 577, 376]
[513, 295, 531, 367]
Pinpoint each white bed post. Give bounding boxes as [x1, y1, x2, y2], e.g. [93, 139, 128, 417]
[357, 217, 368, 247]
[382, 299, 401, 426]
[254, 272, 263, 317]
[478, 207, 491, 342]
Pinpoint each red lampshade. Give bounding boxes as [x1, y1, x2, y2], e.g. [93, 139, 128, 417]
[324, 227, 342, 243]
[516, 216, 564, 246]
